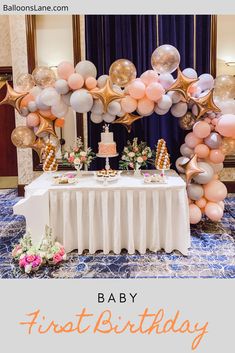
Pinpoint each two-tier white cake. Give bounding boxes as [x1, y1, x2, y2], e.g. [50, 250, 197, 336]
[98, 125, 117, 156]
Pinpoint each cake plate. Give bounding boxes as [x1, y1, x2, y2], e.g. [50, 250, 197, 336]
[96, 153, 119, 171]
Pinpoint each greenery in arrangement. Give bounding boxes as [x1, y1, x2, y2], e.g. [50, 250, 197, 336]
[119, 138, 152, 170]
[12, 226, 66, 274]
[63, 137, 95, 168]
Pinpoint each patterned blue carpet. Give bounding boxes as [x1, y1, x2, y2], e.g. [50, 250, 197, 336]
[0, 189, 234, 279]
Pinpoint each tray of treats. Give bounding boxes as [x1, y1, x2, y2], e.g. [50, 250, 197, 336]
[94, 169, 121, 182]
[143, 173, 167, 184]
[52, 173, 78, 185]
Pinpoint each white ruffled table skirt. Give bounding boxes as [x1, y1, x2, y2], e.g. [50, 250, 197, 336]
[50, 186, 190, 255]
[17, 171, 190, 255]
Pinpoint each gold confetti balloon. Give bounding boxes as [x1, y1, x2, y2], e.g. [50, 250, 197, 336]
[32, 66, 56, 88]
[151, 44, 180, 74]
[16, 73, 35, 92]
[11, 126, 36, 148]
[179, 112, 197, 130]
[109, 59, 137, 87]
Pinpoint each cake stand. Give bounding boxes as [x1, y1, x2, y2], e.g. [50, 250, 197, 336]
[96, 153, 119, 171]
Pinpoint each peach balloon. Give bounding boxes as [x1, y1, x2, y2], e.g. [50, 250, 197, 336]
[194, 144, 210, 158]
[68, 73, 84, 90]
[185, 132, 203, 149]
[57, 61, 74, 80]
[128, 80, 146, 99]
[145, 82, 165, 102]
[204, 180, 227, 202]
[217, 114, 235, 138]
[205, 202, 223, 222]
[39, 109, 52, 118]
[209, 149, 225, 163]
[121, 96, 137, 113]
[140, 70, 159, 86]
[85, 77, 97, 90]
[20, 93, 34, 108]
[195, 197, 207, 209]
[189, 204, 202, 224]
[188, 198, 192, 204]
[26, 113, 40, 127]
[137, 97, 155, 115]
[193, 121, 211, 139]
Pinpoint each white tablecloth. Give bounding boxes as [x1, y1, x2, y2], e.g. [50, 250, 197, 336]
[21, 171, 190, 255]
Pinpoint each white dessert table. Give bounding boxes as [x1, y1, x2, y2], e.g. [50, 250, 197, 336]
[13, 170, 190, 255]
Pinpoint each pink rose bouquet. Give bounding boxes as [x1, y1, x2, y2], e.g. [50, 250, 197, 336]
[45, 242, 67, 265]
[19, 253, 43, 274]
[119, 138, 152, 170]
[63, 137, 95, 169]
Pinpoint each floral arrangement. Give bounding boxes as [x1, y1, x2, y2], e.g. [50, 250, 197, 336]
[63, 137, 95, 169]
[12, 226, 66, 274]
[119, 138, 152, 170]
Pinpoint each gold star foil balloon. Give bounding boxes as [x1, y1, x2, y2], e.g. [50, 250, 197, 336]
[166, 68, 198, 101]
[36, 114, 58, 138]
[191, 90, 220, 120]
[112, 113, 143, 133]
[29, 137, 46, 162]
[0, 81, 27, 114]
[91, 78, 124, 112]
[180, 154, 203, 184]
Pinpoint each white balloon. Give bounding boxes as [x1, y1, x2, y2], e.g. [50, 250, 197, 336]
[75, 60, 97, 79]
[198, 74, 214, 91]
[90, 113, 103, 124]
[51, 99, 68, 118]
[91, 99, 104, 115]
[61, 92, 72, 106]
[176, 156, 190, 173]
[192, 104, 199, 116]
[30, 86, 42, 98]
[167, 91, 182, 104]
[107, 101, 121, 115]
[40, 87, 60, 106]
[35, 95, 50, 111]
[187, 183, 204, 201]
[28, 100, 37, 112]
[171, 102, 188, 117]
[158, 73, 174, 90]
[103, 112, 116, 123]
[97, 75, 109, 88]
[55, 79, 69, 95]
[113, 84, 123, 94]
[158, 94, 172, 110]
[182, 68, 198, 79]
[154, 105, 169, 115]
[70, 89, 93, 113]
[180, 143, 194, 158]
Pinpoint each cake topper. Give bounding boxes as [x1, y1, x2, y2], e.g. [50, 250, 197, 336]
[103, 124, 110, 133]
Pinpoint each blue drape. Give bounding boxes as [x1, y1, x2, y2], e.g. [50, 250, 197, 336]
[85, 15, 211, 170]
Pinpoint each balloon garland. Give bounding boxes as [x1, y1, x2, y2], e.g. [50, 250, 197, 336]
[1, 44, 234, 224]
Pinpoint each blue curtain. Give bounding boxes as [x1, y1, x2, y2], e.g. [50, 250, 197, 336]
[85, 15, 211, 170]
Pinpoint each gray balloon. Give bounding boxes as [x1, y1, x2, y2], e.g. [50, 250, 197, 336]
[175, 156, 189, 174]
[180, 143, 194, 158]
[204, 132, 222, 149]
[28, 100, 37, 112]
[193, 162, 214, 184]
[187, 183, 204, 201]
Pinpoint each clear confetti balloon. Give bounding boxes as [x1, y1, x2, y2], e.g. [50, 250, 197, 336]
[151, 45, 180, 74]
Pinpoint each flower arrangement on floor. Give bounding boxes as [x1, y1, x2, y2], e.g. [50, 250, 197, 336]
[12, 226, 66, 274]
[63, 137, 95, 173]
[119, 138, 152, 174]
